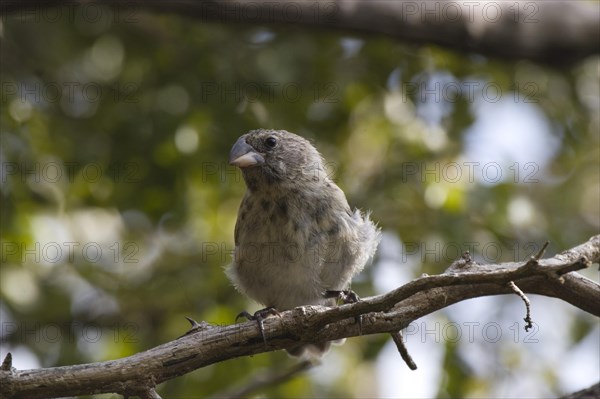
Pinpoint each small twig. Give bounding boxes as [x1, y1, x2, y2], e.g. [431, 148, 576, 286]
[184, 316, 205, 329]
[525, 241, 549, 268]
[390, 331, 417, 370]
[211, 360, 314, 399]
[1, 353, 12, 371]
[508, 281, 533, 332]
[557, 256, 592, 276]
[179, 316, 210, 338]
[534, 241, 550, 261]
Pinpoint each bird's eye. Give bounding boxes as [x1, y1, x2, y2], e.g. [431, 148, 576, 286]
[265, 136, 277, 149]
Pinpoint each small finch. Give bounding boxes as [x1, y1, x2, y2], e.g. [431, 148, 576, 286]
[226, 129, 381, 356]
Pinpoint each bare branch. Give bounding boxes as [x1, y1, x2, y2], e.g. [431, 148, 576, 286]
[558, 383, 600, 399]
[2, 0, 598, 66]
[390, 331, 417, 370]
[1, 235, 598, 399]
[508, 281, 533, 331]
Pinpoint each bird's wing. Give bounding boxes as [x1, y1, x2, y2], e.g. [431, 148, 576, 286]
[233, 192, 252, 247]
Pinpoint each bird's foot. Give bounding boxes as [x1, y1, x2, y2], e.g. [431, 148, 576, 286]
[324, 289, 363, 335]
[236, 307, 281, 346]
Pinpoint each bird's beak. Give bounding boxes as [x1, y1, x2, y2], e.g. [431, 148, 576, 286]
[229, 137, 265, 168]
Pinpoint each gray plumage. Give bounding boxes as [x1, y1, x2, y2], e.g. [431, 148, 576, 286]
[226, 129, 381, 355]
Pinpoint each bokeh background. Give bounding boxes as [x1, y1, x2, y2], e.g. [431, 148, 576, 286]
[1, 4, 599, 398]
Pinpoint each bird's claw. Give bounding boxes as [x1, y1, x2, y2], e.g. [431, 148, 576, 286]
[324, 289, 363, 335]
[235, 307, 281, 346]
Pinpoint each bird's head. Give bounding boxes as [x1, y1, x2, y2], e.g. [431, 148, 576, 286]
[229, 129, 326, 191]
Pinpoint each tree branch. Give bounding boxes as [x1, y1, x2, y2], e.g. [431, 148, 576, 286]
[1, 235, 598, 398]
[558, 382, 600, 399]
[2, 0, 598, 66]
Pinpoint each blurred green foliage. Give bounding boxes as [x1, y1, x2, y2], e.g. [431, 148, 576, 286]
[1, 5, 598, 398]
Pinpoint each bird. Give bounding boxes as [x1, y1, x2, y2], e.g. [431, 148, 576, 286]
[226, 129, 381, 356]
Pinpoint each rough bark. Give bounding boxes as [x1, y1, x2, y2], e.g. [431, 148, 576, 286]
[1, 235, 598, 399]
[2, 0, 599, 66]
